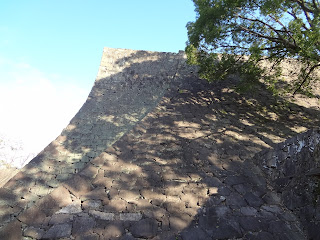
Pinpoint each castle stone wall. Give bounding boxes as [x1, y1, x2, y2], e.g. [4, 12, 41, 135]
[0, 47, 190, 228]
[254, 129, 320, 239]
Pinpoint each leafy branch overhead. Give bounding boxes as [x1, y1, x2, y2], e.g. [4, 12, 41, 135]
[186, 0, 320, 94]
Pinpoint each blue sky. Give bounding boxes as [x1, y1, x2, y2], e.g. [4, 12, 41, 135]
[0, 1, 196, 165]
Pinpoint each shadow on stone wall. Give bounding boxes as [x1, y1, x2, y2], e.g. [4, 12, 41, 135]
[254, 130, 320, 239]
[1, 48, 320, 239]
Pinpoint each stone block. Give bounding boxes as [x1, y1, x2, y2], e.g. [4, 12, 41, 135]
[120, 213, 142, 221]
[226, 192, 247, 207]
[0, 205, 22, 224]
[169, 215, 191, 231]
[35, 195, 60, 216]
[0, 188, 16, 204]
[0, 219, 22, 240]
[43, 223, 72, 239]
[49, 214, 74, 225]
[238, 216, 266, 232]
[79, 164, 99, 179]
[240, 206, 258, 216]
[180, 193, 199, 208]
[118, 189, 140, 201]
[180, 226, 211, 240]
[132, 199, 153, 210]
[23, 226, 45, 239]
[72, 215, 96, 236]
[244, 192, 264, 207]
[49, 186, 73, 208]
[17, 206, 47, 226]
[103, 199, 127, 212]
[57, 202, 82, 214]
[130, 218, 158, 238]
[96, 221, 125, 239]
[63, 175, 94, 198]
[82, 200, 102, 210]
[81, 187, 109, 201]
[90, 155, 106, 167]
[89, 210, 114, 220]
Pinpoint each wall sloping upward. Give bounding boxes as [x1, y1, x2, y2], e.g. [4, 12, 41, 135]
[0, 47, 192, 229]
[0, 47, 319, 239]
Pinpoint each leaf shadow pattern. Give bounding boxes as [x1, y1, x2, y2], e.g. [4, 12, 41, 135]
[0, 48, 319, 239]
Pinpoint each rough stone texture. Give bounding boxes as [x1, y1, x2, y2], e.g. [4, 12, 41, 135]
[43, 223, 72, 239]
[0, 47, 186, 229]
[89, 210, 114, 220]
[23, 226, 45, 239]
[0, 47, 319, 239]
[120, 212, 142, 221]
[130, 218, 158, 238]
[254, 129, 320, 239]
[0, 220, 22, 240]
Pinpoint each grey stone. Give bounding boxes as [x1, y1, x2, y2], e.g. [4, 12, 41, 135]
[57, 202, 82, 214]
[226, 192, 247, 207]
[262, 192, 281, 204]
[82, 200, 101, 210]
[89, 210, 114, 220]
[98, 222, 125, 239]
[180, 226, 211, 240]
[0, 220, 22, 240]
[75, 233, 100, 240]
[233, 184, 249, 195]
[217, 186, 232, 196]
[306, 222, 320, 240]
[238, 216, 266, 232]
[120, 234, 136, 240]
[261, 205, 283, 214]
[210, 219, 242, 239]
[209, 206, 231, 218]
[72, 215, 96, 236]
[268, 220, 289, 234]
[23, 226, 45, 239]
[224, 176, 247, 186]
[256, 231, 274, 240]
[130, 218, 158, 238]
[120, 212, 142, 221]
[244, 192, 264, 207]
[240, 206, 257, 216]
[43, 223, 72, 239]
[49, 214, 73, 225]
[198, 213, 219, 230]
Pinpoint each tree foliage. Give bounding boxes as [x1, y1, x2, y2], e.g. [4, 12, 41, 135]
[186, 0, 320, 94]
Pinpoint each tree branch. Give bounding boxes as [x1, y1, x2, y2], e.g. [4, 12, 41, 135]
[293, 63, 320, 95]
[267, 14, 297, 46]
[237, 24, 298, 51]
[237, 15, 298, 50]
[294, 0, 314, 28]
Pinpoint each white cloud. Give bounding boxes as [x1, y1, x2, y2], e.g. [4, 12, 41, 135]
[0, 57, 89, 167]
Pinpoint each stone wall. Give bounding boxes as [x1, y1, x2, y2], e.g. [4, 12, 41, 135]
[254, 129, 320, 239]
[0, 48, 193, 228]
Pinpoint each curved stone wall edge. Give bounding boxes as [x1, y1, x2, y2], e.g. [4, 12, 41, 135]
[0, 47, 188, 228]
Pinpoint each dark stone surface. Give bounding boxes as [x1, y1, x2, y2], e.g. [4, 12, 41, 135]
[226, 192, 248, 207]
[256, 231, 274, 240]
[72, 215, 96, 236]
[130, 218, 158, 238]
[238, 216, 266, 232]
[43, 223, 72, 239]
[100, 221, 125, 239]
[244, 192, 264, 207]
[180, 226, 211, 240]
[0, 220, 22, 240]
[209, 219, 242, 239]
